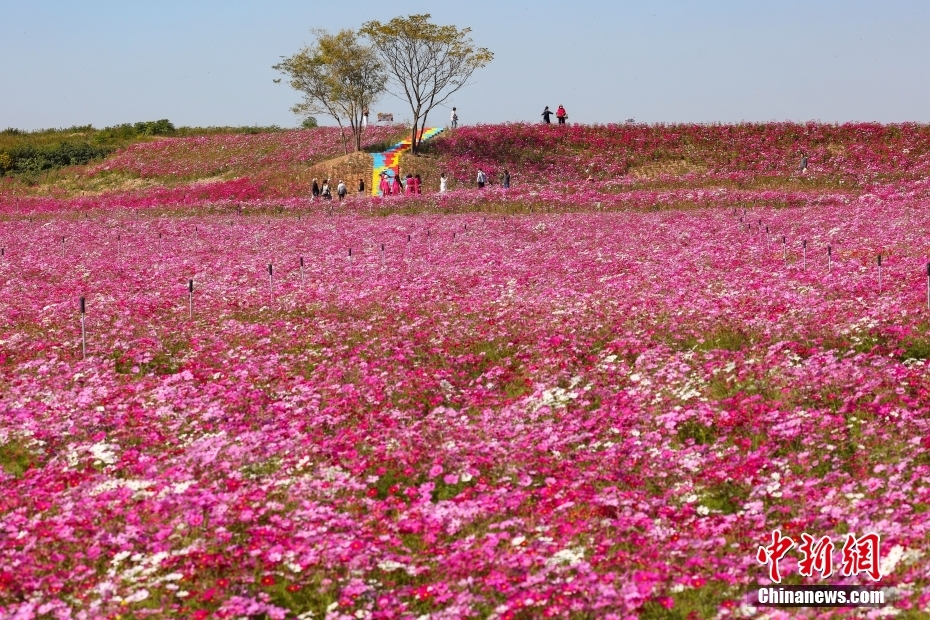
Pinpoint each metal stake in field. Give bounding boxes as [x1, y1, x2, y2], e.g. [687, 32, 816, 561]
[380, 243, 385, 266]
[300, 256, 305, 286]
[348, 248, 353, 263]
[80, 296, 86, 359]
[188, 279, 194, 319]
[828, 245, 832, 270]
[268, 263, 274, 300]
[877, 254, 882, 293]
[782, 236, 787, 263]
[802, 240, 807, 269]
[926, 262, 930, 310]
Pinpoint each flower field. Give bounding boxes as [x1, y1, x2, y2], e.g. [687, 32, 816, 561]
[2, 124, 930, 619]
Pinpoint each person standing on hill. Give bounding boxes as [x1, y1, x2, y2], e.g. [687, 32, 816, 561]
[362, 107, 369, 128]
[405, 173, 414, 195]
[799, 153, 809, 174]
[358, 178, 366, 194]
[414, 174, 422, 195]
[502, 169, 511, 189]
[391, 174, 401, 195]
[379, 173, 390, 196]
[476, 169, 487, 189]
[556, 105, 567, 125]
[337, 180, 347, 202]
[451, 107, 459, 128]
[440, 173, 448, 194]
[312, 178, 320, 201]
[541, 106, 554, 124]
[321, 179, 332, 200]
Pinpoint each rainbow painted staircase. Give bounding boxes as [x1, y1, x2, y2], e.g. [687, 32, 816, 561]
[371, 127, 444, 196]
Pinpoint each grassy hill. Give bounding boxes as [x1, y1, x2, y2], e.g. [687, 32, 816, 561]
[1, 121, 928, 212]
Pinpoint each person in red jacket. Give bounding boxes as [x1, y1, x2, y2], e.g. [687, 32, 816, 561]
[391, 174, 401, 195]
[379, 173, 390, 196]
[556, 105, 567, 125]
[413, 174, 422, 195]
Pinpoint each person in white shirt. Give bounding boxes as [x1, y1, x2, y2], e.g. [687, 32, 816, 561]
[451, 107, 458, 128]
[476, 169, 486, 189]
[440, 173, 448, 193]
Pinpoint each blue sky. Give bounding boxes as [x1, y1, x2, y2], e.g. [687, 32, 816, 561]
[2, 0, 928, 130]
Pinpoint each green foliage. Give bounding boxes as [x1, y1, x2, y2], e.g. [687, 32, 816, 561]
[676, 419, 717, 446]
[640, 583, 733, 619]
[133, 119, 176, 136]
[0, 438, 37, 478]
[3, 141, 115, 175]
[0, 121, 285, 178]
[301, 117, 319, 129]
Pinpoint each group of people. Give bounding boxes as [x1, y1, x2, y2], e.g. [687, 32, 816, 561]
[448, 104, 568, 128]
[541, 105, 568, 125]
[379, 172, 424, 196]
[311, 178, 366, 202]
[476, 169, 510, 189]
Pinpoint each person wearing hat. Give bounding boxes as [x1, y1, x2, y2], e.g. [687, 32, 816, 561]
[556, 105, 567, 125]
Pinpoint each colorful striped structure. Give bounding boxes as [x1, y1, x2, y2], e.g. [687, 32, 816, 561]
[371, 127, 444, 196]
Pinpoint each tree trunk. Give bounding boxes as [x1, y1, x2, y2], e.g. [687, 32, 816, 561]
[336, 119, 348, 156]
[410, 118, 419, 155]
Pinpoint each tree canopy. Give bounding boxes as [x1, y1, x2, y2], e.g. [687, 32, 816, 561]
[274, 29, 386, 154]
[360, 15, 493, 154]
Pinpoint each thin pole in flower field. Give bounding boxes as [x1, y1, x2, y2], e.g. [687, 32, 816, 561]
[926, 262, 930, 310]
[828, 245, 832, 270]
[802, 240, 807, 269]
[877, 255, 882, 293]
[79, 296, 86, 359]
[380, 243, 385, 266]
[348, 248, 353, 263]
[268, 263, 274, 300]
[117, 234, 121, 258]
[782, 236, 787, 263]
[188, 279, 194, 319]
[61, 236, 65, 255]
[300, 256, 304, 287]
[1, 248, 4, 258]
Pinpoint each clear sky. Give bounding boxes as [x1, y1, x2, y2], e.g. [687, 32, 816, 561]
[2, 0, 928, 130]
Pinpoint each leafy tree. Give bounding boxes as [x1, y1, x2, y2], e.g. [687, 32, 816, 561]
[301, 117, 319, 129]
[360, 14, 493, 155]
[274, 29, 386, 154]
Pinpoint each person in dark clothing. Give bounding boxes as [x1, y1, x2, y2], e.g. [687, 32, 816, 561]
[502, 169, 511, 189]
[541, 106, 554, 124]
[312, 178, 320, 200]
[358, 179, 366, 194]
[414, 174, 422, 195]
[799, 154, 809, 173]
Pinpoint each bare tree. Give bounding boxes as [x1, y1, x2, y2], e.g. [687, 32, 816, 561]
[274, 29, 386, 154]
[360, 14, 493, 155]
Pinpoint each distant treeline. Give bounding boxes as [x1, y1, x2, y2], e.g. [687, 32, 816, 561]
[0, 120, 286, 177]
